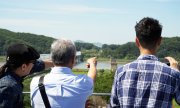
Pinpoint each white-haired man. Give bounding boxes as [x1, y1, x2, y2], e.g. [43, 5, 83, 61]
[30, 39, 97, 108]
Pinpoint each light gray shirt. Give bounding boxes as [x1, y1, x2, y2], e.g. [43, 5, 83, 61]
[30, 67, 93, 108]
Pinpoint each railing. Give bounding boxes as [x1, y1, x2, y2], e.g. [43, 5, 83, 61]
[23, 92, 111, 107]
[23, 92, 111, 96]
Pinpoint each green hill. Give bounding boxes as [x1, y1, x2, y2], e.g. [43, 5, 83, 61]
[0, 28, 179, 60]
[101, 36, 180, 60]
[158, 37, 180, 59]
[0, 28, 55, 54]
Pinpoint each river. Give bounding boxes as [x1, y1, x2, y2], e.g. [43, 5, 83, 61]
[40, 54, 123, 69]
[0, 54, 123, 69]
[74, 61, 122, 69]
[0, 61, 122, 69]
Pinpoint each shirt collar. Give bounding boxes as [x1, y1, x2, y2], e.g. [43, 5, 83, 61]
[137, 54, 158, 61]
[50, 67, 73, 74]
[6, 71, 23, 83]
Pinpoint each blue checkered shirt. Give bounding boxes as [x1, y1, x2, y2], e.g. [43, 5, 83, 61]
[110, 55, 180, 108]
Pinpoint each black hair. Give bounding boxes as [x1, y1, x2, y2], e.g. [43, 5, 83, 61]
[135, 17, 162, 49]
[0, 43, 39, 77]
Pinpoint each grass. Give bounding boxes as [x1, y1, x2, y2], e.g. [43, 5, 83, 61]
[23, 76, 33, 108]
[173, 100, 180, 108]
[0, 56, 5, 62]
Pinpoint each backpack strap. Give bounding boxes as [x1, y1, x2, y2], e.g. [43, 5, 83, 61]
[38, 75, 51, 108]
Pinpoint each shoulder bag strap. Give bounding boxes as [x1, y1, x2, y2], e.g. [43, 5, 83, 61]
[38, 75, 51, 108]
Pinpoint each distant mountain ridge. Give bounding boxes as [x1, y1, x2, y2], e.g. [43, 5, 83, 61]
[0, 28, 179, 59]
[0, 28, 101, 54]
[75, 40, 103, 48]
[0, 28, 55, 54]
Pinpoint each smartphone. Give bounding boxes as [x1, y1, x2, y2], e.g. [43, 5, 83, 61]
[159, 58, 170, 66]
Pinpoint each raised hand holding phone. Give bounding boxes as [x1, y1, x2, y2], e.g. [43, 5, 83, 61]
[165, 56, 179, 71]
[86, 57, 97, 82]
[86, 57, 97, 68]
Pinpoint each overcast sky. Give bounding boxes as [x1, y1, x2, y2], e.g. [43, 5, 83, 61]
[0, 0, 179, 44]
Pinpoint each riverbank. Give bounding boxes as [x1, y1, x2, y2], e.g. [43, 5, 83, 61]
[83, 57, 134, 64]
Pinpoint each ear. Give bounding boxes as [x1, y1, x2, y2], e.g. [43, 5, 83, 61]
[21, 64, 27, 72]
[157, 36, 162, 46]
[135, 37, 140, 48]
[69, 56, 76, 69]
[72, 56, 76, 65]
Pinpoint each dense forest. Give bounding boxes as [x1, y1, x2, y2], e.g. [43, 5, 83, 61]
[103, 37, 180, 59]
[100, 37, 180, 60]
[0, 28, 55, 54]
[0, 28, 179, 60]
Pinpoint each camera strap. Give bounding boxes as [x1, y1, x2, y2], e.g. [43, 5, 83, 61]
[38, 75, 51, 108]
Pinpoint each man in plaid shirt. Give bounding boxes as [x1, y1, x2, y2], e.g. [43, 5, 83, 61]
[110, 17, 180, 108]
